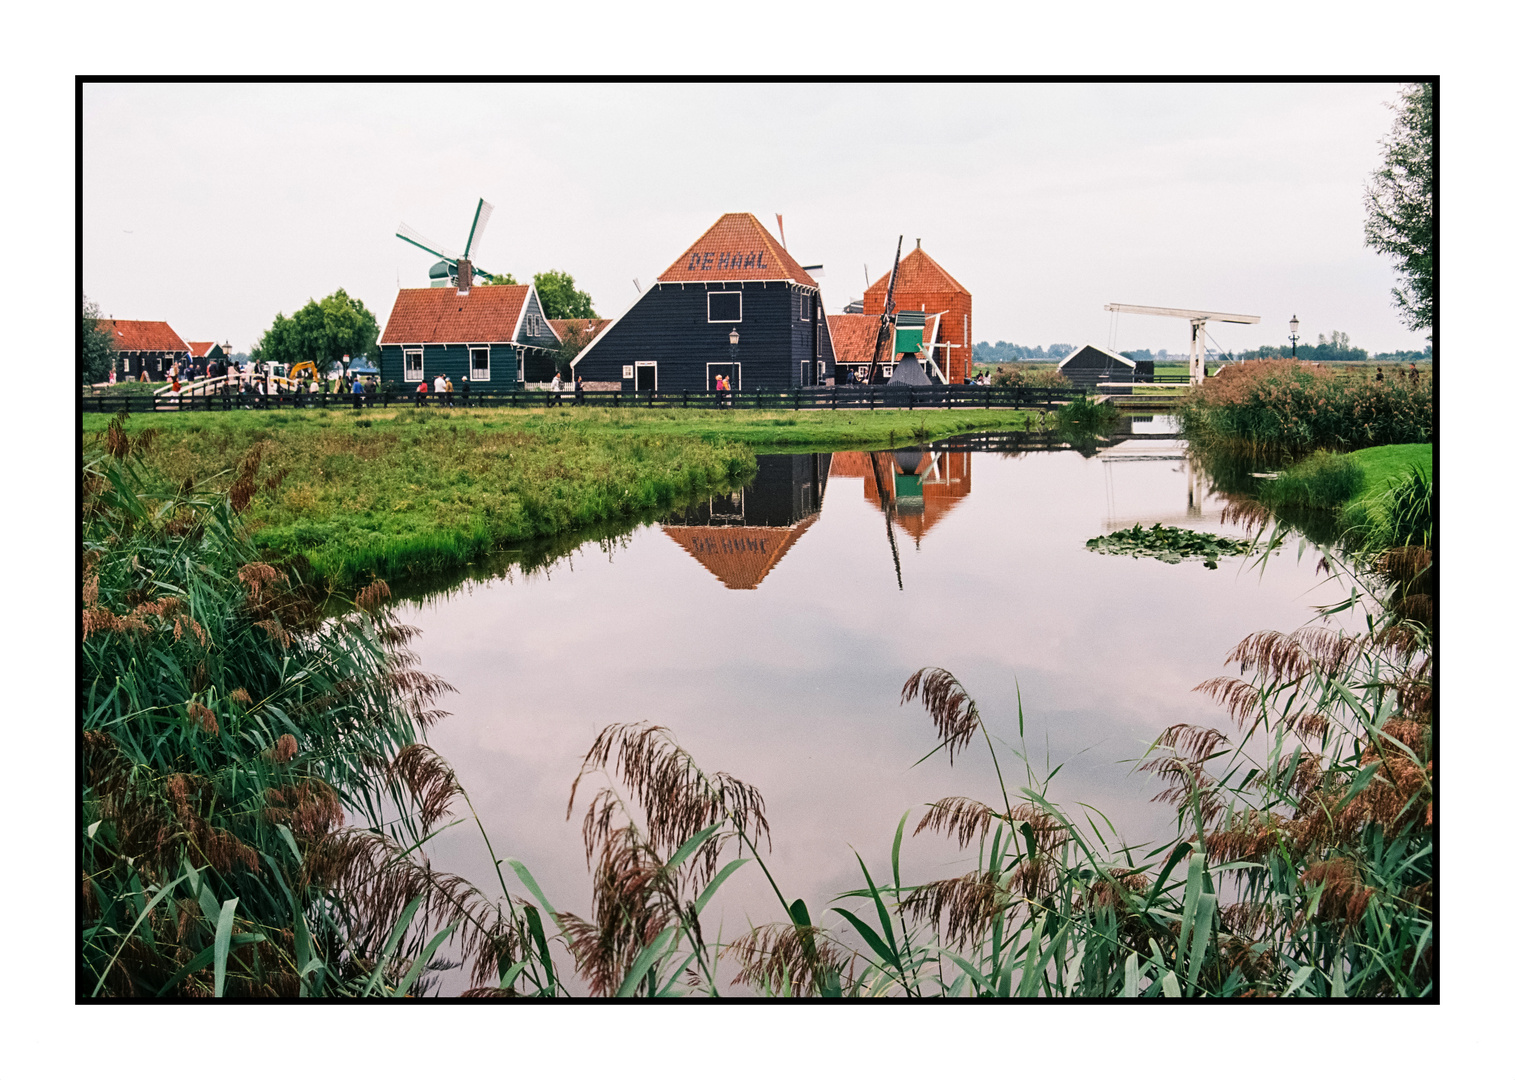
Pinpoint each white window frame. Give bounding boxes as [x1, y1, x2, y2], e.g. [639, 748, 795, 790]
[403, 348, 424, 382]
[634, 361, 658, 391]
[799, 293, 812, 321]
[704, 361, 741, 390]
[707, 290, 742, 323]
[470, 346, 490, 382]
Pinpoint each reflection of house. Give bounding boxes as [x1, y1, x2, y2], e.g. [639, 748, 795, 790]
[830, 449, 973, 543]
[104, 320, 190, 381]
[378, 284, 559, 389]
[661, 454, 830, 589]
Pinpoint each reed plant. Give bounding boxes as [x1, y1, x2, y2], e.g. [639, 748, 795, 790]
[1180, 359, 1432, 454]
[81, 417, 557, 997]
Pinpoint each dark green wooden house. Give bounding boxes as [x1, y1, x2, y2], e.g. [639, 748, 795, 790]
[378, 283, 560, 390]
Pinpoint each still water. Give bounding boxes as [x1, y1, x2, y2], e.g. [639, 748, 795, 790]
[405, 424, 1353, 990]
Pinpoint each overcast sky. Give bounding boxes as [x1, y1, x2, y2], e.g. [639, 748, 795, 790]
[84, 81, 1421, 357]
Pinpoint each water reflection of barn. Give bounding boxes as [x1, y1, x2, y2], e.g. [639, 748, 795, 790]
[661, 455, 831, 590]
[829, 449, 973, 543]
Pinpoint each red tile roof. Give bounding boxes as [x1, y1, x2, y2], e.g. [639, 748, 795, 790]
[186, 341, 215, 357]
[864, 246, 969, 300]
[827, 313, 885, 367]
[657, 213, 818, 287]
[380, 285, 530, 345]
[104, 320, 189, 353]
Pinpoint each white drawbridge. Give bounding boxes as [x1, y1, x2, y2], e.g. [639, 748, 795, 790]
[1103, 304, 1260, 385]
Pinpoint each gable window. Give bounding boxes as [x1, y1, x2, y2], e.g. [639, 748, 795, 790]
[404, 349, 423, 382]
[470, 347, 490, 382]
[800, 293, 812, 321]
[707, 291, 741, 323]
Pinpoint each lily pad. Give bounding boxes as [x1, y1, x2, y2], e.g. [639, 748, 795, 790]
[1085, 523, 1252, 570]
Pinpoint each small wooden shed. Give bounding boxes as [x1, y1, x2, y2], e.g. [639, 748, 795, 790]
[1058, 344, 1137, 388]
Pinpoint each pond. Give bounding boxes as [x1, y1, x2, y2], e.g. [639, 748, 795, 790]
[402, 425, 1355, 993]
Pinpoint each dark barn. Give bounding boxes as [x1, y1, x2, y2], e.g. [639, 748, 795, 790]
[1057, 343, 1138, 389]
[572, 213, 836, 393]
[104, 320, 191, 381]
[378, 283, 560, 391]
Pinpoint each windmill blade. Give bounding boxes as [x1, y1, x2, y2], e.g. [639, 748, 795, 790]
[396, 223, 458, 261]
[464, 199, 494, 258]
[866, 236, 904, 385]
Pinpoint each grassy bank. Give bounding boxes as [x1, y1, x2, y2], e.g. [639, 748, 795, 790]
[81, 406, 1029, 587]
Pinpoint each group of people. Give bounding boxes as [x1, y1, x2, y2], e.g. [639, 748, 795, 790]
[415, 372, 459, 406]
[1374, 364, 1421, 384]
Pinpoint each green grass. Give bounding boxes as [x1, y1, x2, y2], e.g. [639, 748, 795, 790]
[81, 406, 1032, 587]
[1345, 443, 1433, 502]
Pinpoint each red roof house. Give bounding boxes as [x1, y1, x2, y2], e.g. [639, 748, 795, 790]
[102, 320, 191, 381]
[378, 283, 561, 387]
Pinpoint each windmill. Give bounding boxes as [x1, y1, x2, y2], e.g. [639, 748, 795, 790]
[864, 236, 904, 385]
[395, 198, 497, 291]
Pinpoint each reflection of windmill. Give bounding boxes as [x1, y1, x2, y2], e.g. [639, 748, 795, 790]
[395, 198, 496, 291]
[868, 451, 904, 590]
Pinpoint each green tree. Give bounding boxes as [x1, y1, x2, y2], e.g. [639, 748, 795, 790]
[251, 289, 380, 373]
[1364, 83, 1433, 332]
[81, 296, 116, 384]
[533, 269, 597, 320]
[482, 271, 518, 285]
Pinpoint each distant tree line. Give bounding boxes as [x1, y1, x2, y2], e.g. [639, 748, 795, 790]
[975, 341, 1075, 362]
[1245, 331, 1430, 365]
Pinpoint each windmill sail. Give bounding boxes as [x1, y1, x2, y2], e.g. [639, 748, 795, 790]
[866, 236, 904, 385]
[396, 223, 459, 261]
[465, 199, 494, 257]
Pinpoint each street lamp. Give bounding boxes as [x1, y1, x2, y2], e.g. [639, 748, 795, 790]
[1289, 315, 1300, 359]
[728, 328, 739, 366]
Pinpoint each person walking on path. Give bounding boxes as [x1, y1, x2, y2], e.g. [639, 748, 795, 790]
[444, 374, 454, 404]
[575, 374, 584, 404]
[434, 373, 446, 404]
[352, 375, 366, 409]
[417, 379, 429, 407]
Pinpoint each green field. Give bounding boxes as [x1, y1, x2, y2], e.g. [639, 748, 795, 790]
[82, 405, 1033, 586]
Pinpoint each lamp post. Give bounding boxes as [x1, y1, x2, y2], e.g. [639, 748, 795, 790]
[728, 328, 739, 373]
[1289, 315, 1300, 359]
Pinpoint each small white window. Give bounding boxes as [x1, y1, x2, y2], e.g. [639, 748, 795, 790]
[404, 349, 423, 382]
[800, 293, 812, 321]
[708, 291, 741, 323]
[470, 347, 490, 382]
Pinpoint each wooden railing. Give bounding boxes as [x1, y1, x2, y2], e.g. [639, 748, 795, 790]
[84, 384, 1096, 413]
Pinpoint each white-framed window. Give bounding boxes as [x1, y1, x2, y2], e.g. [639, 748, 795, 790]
[799, 293, 812, 321]
[634, 361, 657, 391]
[404, 349, 424, 382]
[470, 346, 490, 382]
[705, 362, 741, 390]
[707, 291, 741, 323]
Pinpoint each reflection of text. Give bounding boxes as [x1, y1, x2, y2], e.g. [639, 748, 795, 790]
[687, 536, 769, 555]
[687, 251, 768, 272]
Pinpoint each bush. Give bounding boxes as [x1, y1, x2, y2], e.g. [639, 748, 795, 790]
[991, 365, 1069, 389]
[1179, 359, 1432, 454]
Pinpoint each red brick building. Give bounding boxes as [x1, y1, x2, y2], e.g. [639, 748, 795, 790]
[862, 242, 973, 384]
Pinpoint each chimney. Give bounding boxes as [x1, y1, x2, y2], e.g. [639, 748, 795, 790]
[915, 238, 921, 249]
[455, 258, 473, 296]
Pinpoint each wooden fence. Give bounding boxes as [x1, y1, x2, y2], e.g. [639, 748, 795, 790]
[83, 384, 1094, 414]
